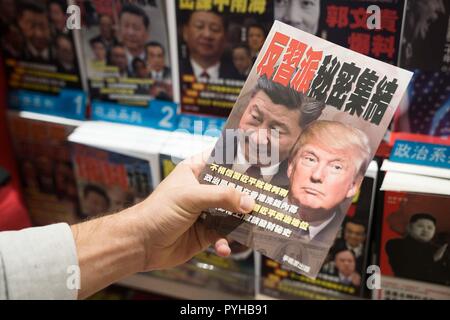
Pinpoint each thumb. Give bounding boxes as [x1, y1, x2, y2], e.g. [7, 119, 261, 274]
[189, 184, 255, 214]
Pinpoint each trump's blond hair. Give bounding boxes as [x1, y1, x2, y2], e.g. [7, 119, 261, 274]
[289, 120, 371, 178]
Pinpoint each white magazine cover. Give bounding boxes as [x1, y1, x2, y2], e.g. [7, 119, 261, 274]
[199, 20, 413, 278]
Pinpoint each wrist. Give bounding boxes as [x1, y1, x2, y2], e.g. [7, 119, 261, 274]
[72, 209, 147, 299]
[125, 197, 160, 271]
[114, 207, 148, 273]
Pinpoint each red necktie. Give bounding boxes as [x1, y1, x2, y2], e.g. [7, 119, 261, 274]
[200, 70, 210, 80]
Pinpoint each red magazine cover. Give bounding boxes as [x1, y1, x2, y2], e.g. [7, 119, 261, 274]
[377, 191, 450, 299]
[7, 113, 80, 226]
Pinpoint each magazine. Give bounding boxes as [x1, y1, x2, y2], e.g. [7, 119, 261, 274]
[7, 111, 82, 225]
[199, 20, 413, 278]
[0, 0, 87, 119]
[273, 0, 405, 65]
[393, 0, 450, 138]
[398, 0, 450, 72]
[71, 143, 153, 218]
[169, 0, 274, 117]
[78, 0, 176, 126]
[376, 190, 450, 299]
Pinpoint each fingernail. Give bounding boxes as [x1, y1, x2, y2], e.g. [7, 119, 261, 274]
[219, 243, 230, 252]
[218, 243, 231, 256]
[239, 195, 255, 212]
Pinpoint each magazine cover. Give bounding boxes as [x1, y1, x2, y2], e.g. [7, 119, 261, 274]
[260, 163, 378, 299]
[0, 0, 87, 119]
[199, 20, 413, 278]
[274, 0, 405, 65]
[7, 112, 81, 225]
[392, 0, 450, 138]
[79, 0, 177, 126]
[398, 0, 450, 72]
[72, 143, 153, 218]
[376, 191, 450, 299]
[172, 0, 274, 117]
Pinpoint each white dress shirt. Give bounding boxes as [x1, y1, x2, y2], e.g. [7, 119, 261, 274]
[126, 49, 146, 74]
[190, 58, 220, 81]
[232, 143, 280, 182]
[27, 44, 50, 61]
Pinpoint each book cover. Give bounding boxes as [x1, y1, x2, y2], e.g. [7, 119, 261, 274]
[67, 120, 165, 188]
[7, 112, 81, 225]
[392, 0, 450, 139]
[398, 0, 450, 72]
[199, 20, 413, 278]
[71, 143, 153, 218]
[274, 0, 405, 65]
[0, 0, 87, 119]
[79, 0, 177, 127]
[375, 191, 450, 299]
[171, 0, 274, 117]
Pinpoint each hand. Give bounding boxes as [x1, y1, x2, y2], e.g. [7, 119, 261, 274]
[434, 243, 448, 262]
[131, 153, 255, 270]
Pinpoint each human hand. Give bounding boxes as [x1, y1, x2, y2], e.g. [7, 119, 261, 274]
[131, 153, 255, 270]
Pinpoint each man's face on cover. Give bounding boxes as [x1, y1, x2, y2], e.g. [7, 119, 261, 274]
[92, 42, 107, 61]
[134, 60, 147, 78]
[146, 45, 165, 72]
[288, 139, 358, 213]
[275, 0, 320, 35]
[108, 186, 128, 212]
[238, 90, 302, 167]
[19, 10, 51, 52]
[344, 222, 366, 248]
[119, 12, 148, 53]
[56, 37, 74, 68]
[183, 11, 225, 64]
[335, 250, 355, 277]
[49, 3, 66, 32]
[111, 46, 128, 72]
[247, 26, 265, 53]
[84, 191, 109, 216]
[99, 15, 114, 40]
[232, 47, 252, 75]
[408, 218, 436, 242]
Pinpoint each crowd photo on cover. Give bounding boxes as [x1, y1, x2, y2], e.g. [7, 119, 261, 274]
[179, 9, 269, 82]
[82, 0, 173, 100]
[0, 0, 79, 75]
